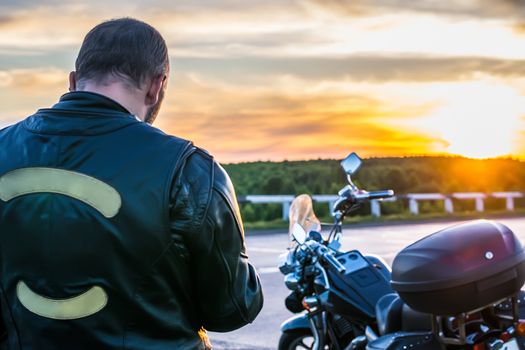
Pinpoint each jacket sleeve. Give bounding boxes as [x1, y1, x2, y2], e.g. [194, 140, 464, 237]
[169, 149, 264, 332]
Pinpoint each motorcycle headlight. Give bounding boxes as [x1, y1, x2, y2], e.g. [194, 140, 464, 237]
[284, 273, 300, 290]
[278, 250, 297, 274]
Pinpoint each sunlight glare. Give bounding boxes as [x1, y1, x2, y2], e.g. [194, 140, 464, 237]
[415, 81, 525, 158]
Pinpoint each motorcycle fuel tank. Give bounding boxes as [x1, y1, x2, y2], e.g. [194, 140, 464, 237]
[324, 250, 394, 321]
[391, 220, 525, 315]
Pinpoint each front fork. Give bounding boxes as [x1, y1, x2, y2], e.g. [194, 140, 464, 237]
[309, 310, 347, 350]
[309, 311, 327, 350]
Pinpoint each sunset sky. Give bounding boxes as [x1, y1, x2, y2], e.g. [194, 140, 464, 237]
[1, 0, 525, 162]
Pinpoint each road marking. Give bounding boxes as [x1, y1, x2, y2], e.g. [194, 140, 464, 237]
[258, 267, 281, 274]
[249, 247, 286, 254]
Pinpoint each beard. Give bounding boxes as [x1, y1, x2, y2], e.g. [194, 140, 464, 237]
[144, 85, 165, 125]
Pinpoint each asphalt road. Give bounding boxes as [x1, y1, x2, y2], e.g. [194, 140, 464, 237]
[209, 217, 525, 350]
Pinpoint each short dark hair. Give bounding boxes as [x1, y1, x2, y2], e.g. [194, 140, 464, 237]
[75, 18, 169, 89]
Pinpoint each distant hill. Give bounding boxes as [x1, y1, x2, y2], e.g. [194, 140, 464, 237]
[223, 156, 525, 221]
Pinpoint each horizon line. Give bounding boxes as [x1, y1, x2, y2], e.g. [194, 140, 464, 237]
[224, 153, 525, 165]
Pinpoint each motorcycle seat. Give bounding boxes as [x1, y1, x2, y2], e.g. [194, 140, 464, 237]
[375, 293, 432, 336]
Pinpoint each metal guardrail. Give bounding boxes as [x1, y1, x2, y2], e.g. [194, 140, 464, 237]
[238, 192, 525, 220]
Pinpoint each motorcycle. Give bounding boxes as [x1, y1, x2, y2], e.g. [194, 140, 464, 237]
[278, 152, 525, 350]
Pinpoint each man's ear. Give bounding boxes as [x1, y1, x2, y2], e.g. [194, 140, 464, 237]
[145, 75, 166, 105]
[68, 71, 77, 92]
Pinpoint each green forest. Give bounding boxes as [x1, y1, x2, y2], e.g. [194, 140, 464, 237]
[223, 156, 525, 223]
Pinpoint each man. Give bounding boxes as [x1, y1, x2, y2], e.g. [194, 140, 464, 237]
[0, 18, 263, 349]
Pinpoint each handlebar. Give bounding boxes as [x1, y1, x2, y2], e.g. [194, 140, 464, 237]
[333, 188, 395, 214]
[322, 251, 346, 274]
[367, 190, 395, 200]
[306, 242, 347, 273]
[351, 189, 394, 201]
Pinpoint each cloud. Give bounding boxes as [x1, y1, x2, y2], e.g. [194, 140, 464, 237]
[171, 55, 525, 85]
[0, 15, 15, 26]
[306, 0, 525, 20]
[0, 68, 68, 122]
[512, 21, 525, 36]
[1, 1, 525, 161]
[153, 73, 438, 162]
[1, 1, 525, 64]
[0, 1, 312, 57]
[0, 67, 521, 162]
[162, 13, 525, 60]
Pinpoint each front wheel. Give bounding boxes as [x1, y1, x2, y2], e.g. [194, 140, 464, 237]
[278, 330, 315, 350]
[278, 330, 338, 350]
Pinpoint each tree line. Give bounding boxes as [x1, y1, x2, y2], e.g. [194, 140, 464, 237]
[223, 156, 525, 222]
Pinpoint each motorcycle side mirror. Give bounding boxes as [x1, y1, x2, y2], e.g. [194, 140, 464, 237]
[291, 223, 307, 244]
[340, 152, 362, 175]
[308, 230, 323, 242]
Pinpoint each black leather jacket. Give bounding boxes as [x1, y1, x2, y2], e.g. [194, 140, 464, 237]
[0, 91, 263, 349]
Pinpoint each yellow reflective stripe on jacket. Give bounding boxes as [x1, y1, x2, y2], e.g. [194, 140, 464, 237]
[0, 167, 121, 218]
[17, 281, 108, 320]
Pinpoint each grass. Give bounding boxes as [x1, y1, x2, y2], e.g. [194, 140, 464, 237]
[243, 209, 525, 232]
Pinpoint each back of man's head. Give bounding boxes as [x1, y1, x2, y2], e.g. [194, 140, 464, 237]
[75, 18, 169, 90]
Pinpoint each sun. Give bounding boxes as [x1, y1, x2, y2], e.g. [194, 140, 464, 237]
[416, 81, 525, 159]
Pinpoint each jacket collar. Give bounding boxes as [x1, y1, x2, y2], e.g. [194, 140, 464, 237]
[23, 91, 142, 135]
